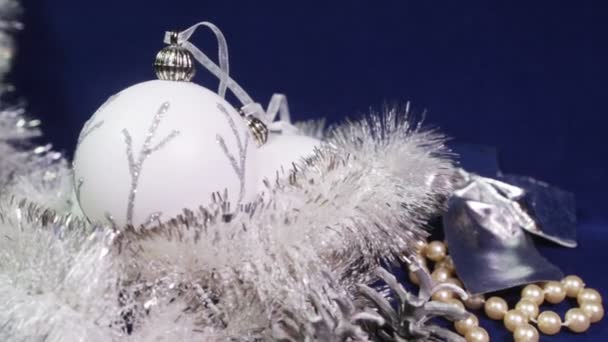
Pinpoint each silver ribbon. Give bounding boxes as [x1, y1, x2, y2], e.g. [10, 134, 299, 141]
[443, 170, 565, 294]
[453, 171, 536, 237]
[452, 170, 577, 246]
[164, 21, 297, 133]
[497, 174, 577, 247]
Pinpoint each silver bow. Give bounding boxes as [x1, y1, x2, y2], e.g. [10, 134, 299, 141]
[443, 170, 569, 294]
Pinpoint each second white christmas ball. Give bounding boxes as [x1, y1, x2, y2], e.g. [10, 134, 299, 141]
[257, 133, 321, 191]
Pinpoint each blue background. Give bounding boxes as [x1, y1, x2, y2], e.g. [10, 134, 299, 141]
[11, 0, 608, 340]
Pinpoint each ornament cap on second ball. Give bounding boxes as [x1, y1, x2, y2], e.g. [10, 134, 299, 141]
[73, 80, 258, 227]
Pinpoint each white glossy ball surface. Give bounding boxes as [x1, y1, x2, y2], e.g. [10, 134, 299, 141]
[73, 80, 257, 226]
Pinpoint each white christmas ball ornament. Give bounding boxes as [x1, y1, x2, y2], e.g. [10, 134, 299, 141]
[257, 133, 321, 190]
[73, 80, 258, 227]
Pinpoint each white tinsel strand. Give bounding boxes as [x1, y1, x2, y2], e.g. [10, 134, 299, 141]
[0, 1, 127, 340]
[0, 0, 74, 211]
[327, 106, 454, 224]
[111, 108, 455, 339]
[0, 199, 122, 341]
[0, 0, 21, 82]
[294, 118, 327, 139]
[0, 109, 74, 212]
[0, 107, 455, 341]
[0, 109, 41, 187]
[116, 205, 341, 340]
[4, 146, 74, 211]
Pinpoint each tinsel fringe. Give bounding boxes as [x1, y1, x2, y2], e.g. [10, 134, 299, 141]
[0, 106, 457, 341]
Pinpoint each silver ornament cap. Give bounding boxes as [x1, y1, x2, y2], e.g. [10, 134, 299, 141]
[245, 115, 269, 146]
[154, 31, 196, 81]
[239, 108, 268, 146]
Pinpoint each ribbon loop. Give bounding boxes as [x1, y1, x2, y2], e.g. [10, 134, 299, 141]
[164, 21, 296, 133]
[164, 21, 229, 98]
[263, 94, 298, 133]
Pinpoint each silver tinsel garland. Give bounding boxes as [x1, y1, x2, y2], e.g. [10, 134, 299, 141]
[0, 110, 462, 341]
[0, 3, 469, 341]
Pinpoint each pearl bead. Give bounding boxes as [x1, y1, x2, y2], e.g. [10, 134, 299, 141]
[445, 277, 463, 288]
[464, 326, 489, 342]
[578, 288, 602, 305]
[515, 299, 539, 319]
[484, 296, 508, 320]
[521, 284, 544, 305]
[464, 294, 485, 310]
[425, 241, 447, 262]
[435, 255, 455, 273]
[543, 281, 566, 304]
[431, 268, 451, 283]
[514, 324, 539, 342]
[454, 314, 479, 335]
[431, 289, 454, 302]
[537, 311, 562, 335]
[565, 308, 591, 333]
[414, 240, 427, 255]
[445, 298, 465, 310]
[503, 309, 527, 332]
[580, 302, 604, 323]
[562, 275, 585, 298]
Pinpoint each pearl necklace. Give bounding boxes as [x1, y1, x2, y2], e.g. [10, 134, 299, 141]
[410, 240, 604, 341]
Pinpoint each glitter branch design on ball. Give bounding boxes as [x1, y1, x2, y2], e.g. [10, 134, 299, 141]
[73, 94, 120, 202]
[76, 94, 120, 148]
[75, 177, 84, 201]
[77, 120, 104, 147]
[216, 102, 250, 205]
[121, 101, 180, 225]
